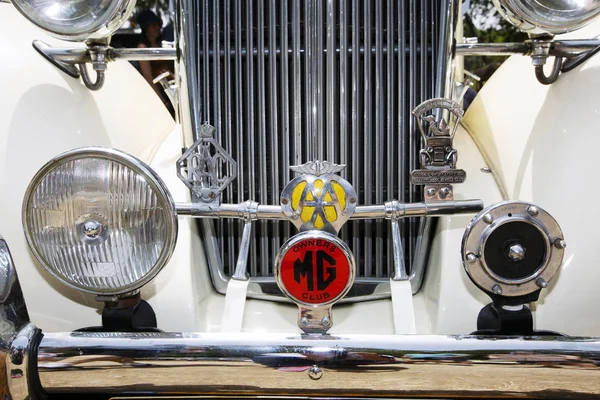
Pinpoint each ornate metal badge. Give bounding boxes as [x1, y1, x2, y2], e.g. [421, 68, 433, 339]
[176, 124, 237, 203]
[410, 98, 466, 186]
[280, 161, 357, 235]
[276, 161, 357, 333]
[275, 231, 355, 334]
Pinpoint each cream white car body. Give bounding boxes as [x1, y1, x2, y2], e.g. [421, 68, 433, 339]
[1, 2, 599, 339]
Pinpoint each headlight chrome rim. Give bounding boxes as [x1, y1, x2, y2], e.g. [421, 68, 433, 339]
[22, 147, 178, 295]
[493, 0, 600, 34]
[11, 0, 137, 42]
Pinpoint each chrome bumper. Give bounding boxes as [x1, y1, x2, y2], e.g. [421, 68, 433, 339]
[5, 323, 600, 399]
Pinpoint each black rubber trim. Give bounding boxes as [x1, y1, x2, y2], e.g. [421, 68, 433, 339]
[31, 42, 80, 79]
[28, 328, 47, 400]
[562, 45, 600, 73]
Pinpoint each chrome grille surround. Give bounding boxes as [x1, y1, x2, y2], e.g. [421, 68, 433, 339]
[180, 0, 458, 301]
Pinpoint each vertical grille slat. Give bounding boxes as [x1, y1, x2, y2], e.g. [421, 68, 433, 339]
[339, 0, 349, 244]
[362, 0, 373, 278]
[234, 0, 245, 276]
[292, 1, 302, 166]
[257, 0, 269, 276]
[245, 0, 257, 277]
[374, 0, 384, 278]
[408, 0, 418, 262]
[280, 2, 291, 243]
[350, 0, 362, 275]
[268, 1, 281, 271]
[186, 0, 445, 288]
[386, 0, 395, 275]
[223, 0, 236, 273]
[326, 0, 336, 164]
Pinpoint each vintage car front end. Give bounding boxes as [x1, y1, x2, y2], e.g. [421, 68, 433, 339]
[2, 0, 600, 398]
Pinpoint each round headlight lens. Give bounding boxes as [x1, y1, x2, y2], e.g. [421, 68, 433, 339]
[493, 0, 600, 34]
[11, 0, 136, 41]
[23, 148, 178, 295]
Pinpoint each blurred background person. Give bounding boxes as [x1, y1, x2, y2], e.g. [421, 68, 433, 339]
[136, 9, 174, 116]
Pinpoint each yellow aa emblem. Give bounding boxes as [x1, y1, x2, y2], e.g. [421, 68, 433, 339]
[281, 173, 357, 234]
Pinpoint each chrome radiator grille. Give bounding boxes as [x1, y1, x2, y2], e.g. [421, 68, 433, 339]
[182, 0, 448, 294]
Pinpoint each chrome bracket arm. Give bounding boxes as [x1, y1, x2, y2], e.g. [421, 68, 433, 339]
[32, 40, 177, 91]
[456, 38, 600, 85]
[221, 200, 258, 333]
[385, 201, 408, 281]
[231, 201, 259, 281]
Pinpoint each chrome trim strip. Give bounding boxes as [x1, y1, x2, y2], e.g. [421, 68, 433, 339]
[176, 200, 483, 220]
[456, 40, 600, 57]
[38, 331, 600, 397]
[32, 39, 600, 65]
[31, 42, 177, 63]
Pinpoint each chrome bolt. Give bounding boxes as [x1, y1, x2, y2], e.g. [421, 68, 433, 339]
[507, 244, 526, 262]
[322, 317, 330, 327]
[82, 220, 103, 239]
[527, 206, 539, 217]
[439, 187, 450, 199]
[308, 365, 323, 380]
[349, 197, 357, 204]
[492, 284, 503, 295]
[554, 239, 567, 249]
[466, 253, 477, 263]
[427, 187, 436, 196]
[536, 277, 548, 288]
[483, 213, 494, 224]
[480, 167, 491, 173]
[300, 317, 309, 326]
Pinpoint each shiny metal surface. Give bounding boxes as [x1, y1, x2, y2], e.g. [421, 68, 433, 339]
[456, 39, 600, 57]
[231, 201, 259, 281]
[31, 41, 177, 64]
[462, 201, 565, 298]
[409, 0, 458, 296]
[508, 243, 526, 261]
[280, 167, 357, 235]
[11, 0, 136, 41]
[5, 324, 36, 400]
[22, 147, 179, 296]
[493, 0, 600, 34]
[182, 0, 455, 299]
[38, 331, 600, 397]
[0, 238, 30, 341]
[177, 124, 237, 202]
[177, 200, 483, 221]
[0, 239, 34, 399]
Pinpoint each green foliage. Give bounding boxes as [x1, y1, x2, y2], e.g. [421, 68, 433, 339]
[463, 0, 527, 88]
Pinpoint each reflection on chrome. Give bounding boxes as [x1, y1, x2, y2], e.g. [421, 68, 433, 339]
[37, 331, 600, 397]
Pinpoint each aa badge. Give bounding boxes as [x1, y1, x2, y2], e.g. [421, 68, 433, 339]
[280, 161, 357, 234]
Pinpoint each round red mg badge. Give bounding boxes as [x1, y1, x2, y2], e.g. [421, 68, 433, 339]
[275, 231, 355, 307]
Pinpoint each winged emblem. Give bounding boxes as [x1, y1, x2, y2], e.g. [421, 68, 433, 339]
[290, 161, 346, 176]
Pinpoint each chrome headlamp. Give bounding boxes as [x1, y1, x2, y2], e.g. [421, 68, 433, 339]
[11, 0, 136, 41]
[22, 148, 178, 295]
[493, 0, 600, 34]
